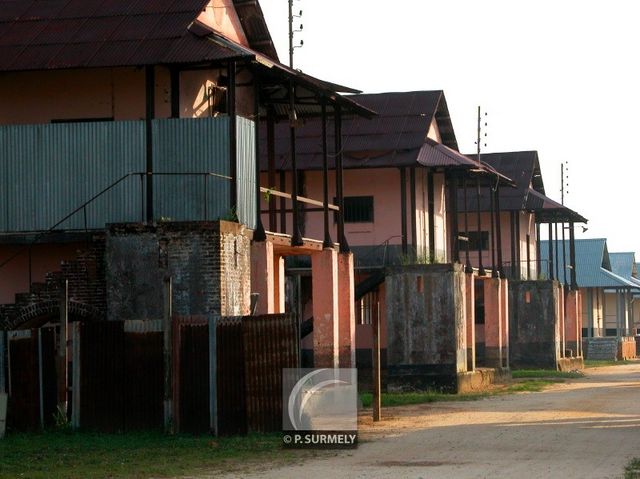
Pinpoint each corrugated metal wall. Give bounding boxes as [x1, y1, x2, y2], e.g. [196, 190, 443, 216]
[0, 121, 144, 231]
[153, 117, 231, 222]
[236, 116, 257, 229]
[0, 116, 257, 232]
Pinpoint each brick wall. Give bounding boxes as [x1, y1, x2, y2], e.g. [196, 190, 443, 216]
[106, 221, 251, 321]
[0, 234, 106, 329]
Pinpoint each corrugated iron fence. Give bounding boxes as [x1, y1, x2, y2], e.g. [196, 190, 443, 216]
[1, 313, 298, 434]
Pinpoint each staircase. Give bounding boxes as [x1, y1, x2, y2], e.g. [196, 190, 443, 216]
[0, 233, 107, 330]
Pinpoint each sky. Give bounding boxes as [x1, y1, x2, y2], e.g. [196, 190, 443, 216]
[259, 0, 640, 257]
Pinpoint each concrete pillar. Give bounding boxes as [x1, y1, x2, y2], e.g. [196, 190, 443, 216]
[559, 285, 566, 358]
[483, 277, 502, 368]
[500, 278, 509, 368]
[576, 290, 583, 356]
[565, 289, 580, 357]
[273, 254, 285, 313]
[311, 248, 339, 368]
[465, 273, 476, 371]
[250, 241, 274, 315]
[337, 252, 356, 368]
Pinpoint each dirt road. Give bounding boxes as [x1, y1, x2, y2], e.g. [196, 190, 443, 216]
[218, 363, 640, 479]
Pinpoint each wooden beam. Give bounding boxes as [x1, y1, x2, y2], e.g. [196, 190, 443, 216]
[260, 187, 339, 210]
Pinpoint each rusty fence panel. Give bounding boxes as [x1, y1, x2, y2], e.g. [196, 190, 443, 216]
[39, 327, 58, 429]
[78, 320, 165, 432]
[6, 330, 39, 431]
[216, 316, 247, 436]
[123, 320, 164, 431]
[79, 321, 125, 432]
[6, 327, 62, 432]
[243, 313, 299, 433]
[172, 316, 208, 434]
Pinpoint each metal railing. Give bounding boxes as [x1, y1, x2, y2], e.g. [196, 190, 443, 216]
[354, 235, 403, 270]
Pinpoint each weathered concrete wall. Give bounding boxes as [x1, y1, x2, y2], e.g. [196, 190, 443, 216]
[482, 277, 506, 368]
[385, 263, 466, 391]
[508, 280, 561, 369]
[106, 221, 250, 321]
[583, 337, 618, 360]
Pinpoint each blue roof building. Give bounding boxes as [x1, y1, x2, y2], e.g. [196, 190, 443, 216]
[541, 239, 639, 338]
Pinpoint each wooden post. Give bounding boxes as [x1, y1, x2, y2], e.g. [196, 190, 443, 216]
[208, 316, 218, 436]
[0, 391, 6, 439]
[0, 331, 6, 394]
[38, 328, 44, 429]
[372, 299, 381, 422]
[163, 276, 173, 434]
[71, 322, 81, 429]
[57, 280, 69, 417]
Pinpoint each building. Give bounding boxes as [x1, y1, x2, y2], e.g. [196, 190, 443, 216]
[541, 239, 639, 360]
[261, 90, 514, 391]
[0, 0, 373, 372]
[456, 151, 587, 369]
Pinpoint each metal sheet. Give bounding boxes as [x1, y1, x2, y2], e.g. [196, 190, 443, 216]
[236, 116, 257, 229]
[0, 121, 144, 232]
[176, 321, 209, 434]
[242, 313, 299, 433]
[153, 117, 231, 222]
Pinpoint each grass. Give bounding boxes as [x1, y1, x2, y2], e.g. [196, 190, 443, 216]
[511, 369, 584, 379]
[625, 458, 640, 478]
[360, 379, 558, 408]
[0, 430, 286, 479]
[585, 359, 633, 368]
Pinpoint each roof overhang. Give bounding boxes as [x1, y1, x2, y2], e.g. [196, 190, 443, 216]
[529, 189, 588, 223]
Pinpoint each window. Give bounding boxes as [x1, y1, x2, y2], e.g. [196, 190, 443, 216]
[458, 231, 489, 251]
[338, 196, 374, 223]
[357, 290, 379, 325]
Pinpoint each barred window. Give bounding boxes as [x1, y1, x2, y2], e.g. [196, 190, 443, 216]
[337, 196, 374, 223]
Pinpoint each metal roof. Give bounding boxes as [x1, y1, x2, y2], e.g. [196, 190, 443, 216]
[457, 150, 587, 223]
[525, 189, 588, 223]
[232, 0, 279, 61]
[0, 0, 254, 71]
[609, 252, 640, 288]
[0, 0, 373, 120]
[540, 238, 639, 289]
[259, 91, 478, 171]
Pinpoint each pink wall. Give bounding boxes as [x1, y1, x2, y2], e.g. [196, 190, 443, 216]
[457, 210, 537, 277]
[0, 243, 83, 304]
[260, 168, 449, 257]
[197, 0, 249, 46]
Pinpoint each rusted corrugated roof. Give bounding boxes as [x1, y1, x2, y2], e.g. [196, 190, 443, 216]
[0, 0, 251, 71]
[526, 189, 587, 223]
[458, 150, 586, 221]
[418, 138, 482, 168]
[260, 91, 463, 171]
[232, 0, 279, 61]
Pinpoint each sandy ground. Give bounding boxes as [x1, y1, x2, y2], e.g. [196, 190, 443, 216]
[211, 363, 640, 479]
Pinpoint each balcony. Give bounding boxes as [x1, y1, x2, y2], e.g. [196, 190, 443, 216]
[0, 116, 256, 234]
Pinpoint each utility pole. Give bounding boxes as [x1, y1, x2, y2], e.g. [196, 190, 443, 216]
[288, 0, 303, 68]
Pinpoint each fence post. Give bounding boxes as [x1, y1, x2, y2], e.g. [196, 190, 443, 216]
[0, 331, 6, 394]
[372, 301, 381, 422]
[0, 331, 6, 439]
[38, 328, 44, 429]
[209, 315, 219, 436]
[71, 322, 81, 429]
[57, 280, 69, 418]
[163, 276, 173, 434]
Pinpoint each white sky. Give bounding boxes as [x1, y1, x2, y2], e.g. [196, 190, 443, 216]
[259, 0, 640, 258]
